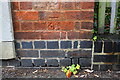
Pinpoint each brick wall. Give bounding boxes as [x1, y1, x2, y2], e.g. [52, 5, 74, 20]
[8, 1, 94, 68]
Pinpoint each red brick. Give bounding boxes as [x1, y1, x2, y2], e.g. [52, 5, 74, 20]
[20, 2, 32, 10]
[13, 21, 20, 31]
[41, 31, 60, 39]
[61, 21, 74, 30]
[80, 11, 94, 20]
[75, 22, 81, 30]
[79, 31, 93, 39]
[33, 21, 47, 30]
[39, 11, 62, 20]
[64, 11, 81, 20]
[13, 11, 39, 20]
[81, 2, 94, 9]
[11, 2, 19, 10]
[33, 2, 47, 10]
[14, 32, 41, 39]
[68, 31, 80, 39]
[61, 31, 67, 39]
[21, 22, 33, 30]
[81, 22, 93, 30]
[68, 31, 93, 39]
[47, 21, 61, 30]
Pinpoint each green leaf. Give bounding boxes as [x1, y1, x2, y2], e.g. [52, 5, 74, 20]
[71, 64, 75, 67]
[63, 68, 68, 73]
[93, 36, 97, 41]
[73, 70, 78, 75]
[76, 64, 80, 69]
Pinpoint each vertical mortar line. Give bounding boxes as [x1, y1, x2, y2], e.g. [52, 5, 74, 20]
[72, 40, 74, 49]
[58, 40, 60, 49]
[32, 40, 35, 49]
[19, 40, 22, 49]
[77, 40, 80, 49]
[101, 39, 104, 53]
[45, 40, 47, 49]
[91, 41, 94, 70]
[39, 50, 41, 58]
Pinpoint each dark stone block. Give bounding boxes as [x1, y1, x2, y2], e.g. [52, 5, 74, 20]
[72, 58, 79, 65]
[40, 50, 65, 58]
[33, 59, 46, 67]
[73, 41, 78, 49]
[59, 58, 71, 66]
[79, 58, 91, 67]
[67, 50, 92, 58]
[100, 65, 112, 71]
[46, 59, 58, 67]
[21, 59, 33, 67]
[34, 41, 46, 49]
[113, 40, 120, 53]
[17, 50, 39, 57]
[80, 41, 92, 48]
[8, 59, 20, 67]
[93, 65, 99, 71]
[94, 40, 102, 53]
[15, 42, 20, 49]
[22, 41, 33, 49]
[1, 60, 8, 66]
[104, 40, 113, 53]
[60, 41, 72, 49]
[94, 55, 118, 62]
[113, 64, 120, 71]
[47, 41, 59, 49]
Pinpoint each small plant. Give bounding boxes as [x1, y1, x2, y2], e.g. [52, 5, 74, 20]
[61, 64, 80, 78]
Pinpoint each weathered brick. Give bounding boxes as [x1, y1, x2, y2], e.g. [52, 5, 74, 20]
[68, 31, 80, 39]
[104, 40, 113, 53]
[80, 11, 94, 20]
[94, 40, 103, 53]
[47, 21, 61, 30]
[94, 55, 118, 62]
[33, 21, 47, 30]
[13, 21, 20, 31]
[59, 58, 71, 66]
[79, 31, 93, 39]
[21, 41, 33, 49]
[33, 59, 46, 67]
[100, 65, 112, 71]
[13, 11, 39, 20]
[20, 2, 32, 10]
[33, 2, 47, 10]
[61, 21, 74, 30]
[67, 50, 92, 58]
[61, 31, 67, 39]
[21, 59, 33, 67]
[39, 11, 62, 20]
[80, 2, 94, 9]
[113, 64, 120, 71]
[75, 22, 80, 30]
[41, 31, 60, 39]
[15, 42, 20, 49]
[21, 22, 33, 30]
[81, 22, 93, 30]
[47, 2, 60, 10]
[40, 50, 65, 58]
[47, 41, 59, 49]
[46, 59, 59, 67]
[79, 58, 91, 67]
[60, 2, 75, 10]
[80, 41, 93, 48]
[1, 60, 8, 66]
[73, 41, 78, 49]
[60, 41, 72, 49]
[72, 58, 79, 65]
[34, 41, 46, 49]
[15, 32, 41, 39]
[17, 50, 39, 57]
[11, 2, 19, 10]
[8, 59, 20, 67]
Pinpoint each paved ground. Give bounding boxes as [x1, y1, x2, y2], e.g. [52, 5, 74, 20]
[1, 67, 120, 79]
